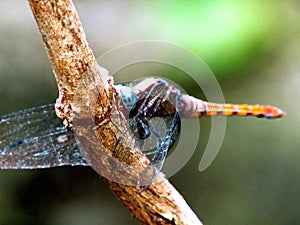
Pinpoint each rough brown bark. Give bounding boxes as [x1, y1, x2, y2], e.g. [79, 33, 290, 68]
[28, 0, 203, 224]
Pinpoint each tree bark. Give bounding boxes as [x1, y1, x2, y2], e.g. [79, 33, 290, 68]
[28, 1, 203, 224]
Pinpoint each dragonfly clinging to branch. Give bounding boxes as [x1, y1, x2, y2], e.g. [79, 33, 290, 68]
[0, 77, 285, 187]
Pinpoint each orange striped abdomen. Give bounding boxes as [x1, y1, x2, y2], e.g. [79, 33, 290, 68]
[181, 95, 285, 119]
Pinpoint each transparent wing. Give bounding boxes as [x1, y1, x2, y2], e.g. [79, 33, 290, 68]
[139, 112, 181, 190]
[115, 112, 180, 188]
[0, 104, 88, 169]
[115, 116, 168, 158]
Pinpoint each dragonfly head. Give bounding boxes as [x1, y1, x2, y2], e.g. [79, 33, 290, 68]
[119, 86, 137, 111]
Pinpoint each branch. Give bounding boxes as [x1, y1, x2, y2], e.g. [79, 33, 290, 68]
[28, 1, 203, 224]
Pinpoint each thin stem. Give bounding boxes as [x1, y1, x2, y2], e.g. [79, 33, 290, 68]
[28, 1, 203, 224]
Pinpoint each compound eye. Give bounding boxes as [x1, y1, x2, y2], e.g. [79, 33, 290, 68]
[120, 86, 137, 110]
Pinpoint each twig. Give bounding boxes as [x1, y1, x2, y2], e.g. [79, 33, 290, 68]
[28, 0, 203, 224]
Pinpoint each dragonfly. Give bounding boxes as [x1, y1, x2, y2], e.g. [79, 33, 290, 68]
[0, 77, 285, 188]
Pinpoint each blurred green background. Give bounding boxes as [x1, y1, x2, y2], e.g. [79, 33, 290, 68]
[0, 0, 299, 225]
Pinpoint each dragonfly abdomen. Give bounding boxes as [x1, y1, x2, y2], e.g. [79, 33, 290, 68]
[181, 95, 285, 119]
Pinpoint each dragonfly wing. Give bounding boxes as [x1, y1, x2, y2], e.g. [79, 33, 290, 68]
[0, 104, 88, 169]
[139, 113, 181, 189]
[138, 150, 167, 190]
